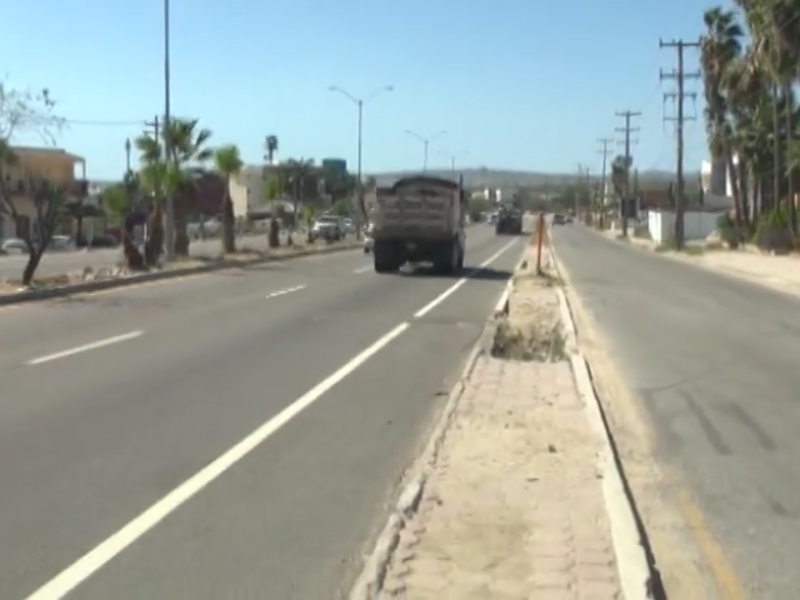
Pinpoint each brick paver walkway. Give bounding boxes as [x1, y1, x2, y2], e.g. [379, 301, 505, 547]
[380, 353, 623, 598]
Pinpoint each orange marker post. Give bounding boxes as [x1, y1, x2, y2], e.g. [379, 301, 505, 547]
[535, 212, 545, 274]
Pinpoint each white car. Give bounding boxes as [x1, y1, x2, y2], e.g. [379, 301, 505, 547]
[1, 238, 29, 254]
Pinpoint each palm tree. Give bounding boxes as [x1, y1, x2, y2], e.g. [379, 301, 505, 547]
[213, 144, 243, 254]
[762, 0, 800, 232]
[163, 118, 213, 256]
[701, 7, 745, 228]
[284, 158, 316, 231]
[134, 133, 168, 265]
[265, 135, 279, 165]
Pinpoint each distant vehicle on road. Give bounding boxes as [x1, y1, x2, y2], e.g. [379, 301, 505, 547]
[553, 214, 567, 225]
[495, 204, 523, 235]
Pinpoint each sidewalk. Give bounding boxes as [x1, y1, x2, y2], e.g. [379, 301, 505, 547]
[379, 251, 626, 598]
[602, 227, 800, 297]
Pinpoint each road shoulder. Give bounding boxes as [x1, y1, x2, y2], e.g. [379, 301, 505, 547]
[551, 233, 742, 599]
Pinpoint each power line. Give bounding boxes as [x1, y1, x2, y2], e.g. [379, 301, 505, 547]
[62, 118, 147, 127]
[660, 38, 701, 250]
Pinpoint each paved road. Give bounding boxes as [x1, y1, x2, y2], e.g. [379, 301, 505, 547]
[0, 224, 524, 600]
[553, 225, 800, 598]
[0, 235, 274, 279]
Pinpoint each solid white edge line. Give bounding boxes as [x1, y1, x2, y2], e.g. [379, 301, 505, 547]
[26, 331, 144, 366]
[412, 237, 520, 318]
[23, 321, 410, 600]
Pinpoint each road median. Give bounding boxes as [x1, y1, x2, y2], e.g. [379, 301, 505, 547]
[0, 239, 361, 306]
[351, 239, 652, 599]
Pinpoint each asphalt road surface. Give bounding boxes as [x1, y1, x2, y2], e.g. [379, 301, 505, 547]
[0, 235, 270, 279]
[553, 224, 800, 598]
[0, 224, 524, 600]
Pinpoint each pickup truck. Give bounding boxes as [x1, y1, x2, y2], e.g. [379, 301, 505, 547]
[365, 175, 465, 274]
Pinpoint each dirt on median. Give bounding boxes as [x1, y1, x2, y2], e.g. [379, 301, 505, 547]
[378, 247, 625, 599]
[0, 237, 360, 299]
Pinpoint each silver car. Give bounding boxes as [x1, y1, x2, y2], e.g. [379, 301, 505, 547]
[312, 216, 343, 241]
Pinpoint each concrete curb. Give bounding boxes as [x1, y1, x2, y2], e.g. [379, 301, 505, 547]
[348, 247, 525, 599]
[0, 242, 361, 307]
[348, 323, 494, 600]
[547, 239, 654, 599]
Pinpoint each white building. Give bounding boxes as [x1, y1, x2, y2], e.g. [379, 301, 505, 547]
[700, 156, 736, 210]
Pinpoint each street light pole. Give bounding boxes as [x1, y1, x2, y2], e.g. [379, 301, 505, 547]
[405, 130, 447, 171]
[163, 0, 175, 260]
[329, 85, 393, 238]
[439, 150, 468, 176]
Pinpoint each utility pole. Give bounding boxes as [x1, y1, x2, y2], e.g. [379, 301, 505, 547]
[660, 38, 700, 250]
[598, 137, 614, 227]
[615, 111, 641, 237]
[575, 164, 588, 217]
[145, 115, 160, 140]
[124, 138, 132, 174]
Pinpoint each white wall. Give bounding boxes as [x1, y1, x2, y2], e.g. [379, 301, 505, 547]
[647, 210, 720, 244]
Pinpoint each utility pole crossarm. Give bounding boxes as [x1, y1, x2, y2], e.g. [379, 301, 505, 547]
[660, 37, 700, 250]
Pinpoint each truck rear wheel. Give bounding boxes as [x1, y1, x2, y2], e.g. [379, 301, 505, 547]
[433, 240, 459, 274]
[374, 241, 399, 273]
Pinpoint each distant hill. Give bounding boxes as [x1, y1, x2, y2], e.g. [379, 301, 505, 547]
[368, 168, 695, 189]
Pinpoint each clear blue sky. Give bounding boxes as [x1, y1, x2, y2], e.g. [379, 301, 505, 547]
[2, 0, 726, 180]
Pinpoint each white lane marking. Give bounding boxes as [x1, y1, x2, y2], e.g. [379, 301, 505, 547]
[265, 285, 305, 299]
[353, 265, 372, 274]
[23, 321, 410, 600]
[413, 238, 520, 318]
[25, 239, 518, 597]
[26, 331, 144, 366]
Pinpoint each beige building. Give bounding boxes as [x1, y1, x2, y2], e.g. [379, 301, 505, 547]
[1, 146, 87, 239]
[229, 165, 267, 218]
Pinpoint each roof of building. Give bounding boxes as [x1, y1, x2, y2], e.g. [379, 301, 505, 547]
[12, 145, 84, 163]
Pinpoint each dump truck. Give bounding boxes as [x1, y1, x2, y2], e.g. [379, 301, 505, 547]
[495, 203, 523, 235]
[365, 175, 466, 274]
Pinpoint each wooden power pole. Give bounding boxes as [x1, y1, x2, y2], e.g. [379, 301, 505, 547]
[660, 38, 700, 250]
[598, 137, 614, 227]
[615, 111, 641, 237]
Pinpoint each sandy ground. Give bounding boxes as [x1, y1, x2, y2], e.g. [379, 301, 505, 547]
[380, 249, 623, 599]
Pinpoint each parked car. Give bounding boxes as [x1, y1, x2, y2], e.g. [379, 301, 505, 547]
[553, 214, 567, 225]
[311, 215, 344, 241]
[1, 238, 28, 254]
[49, 235, 75, 251]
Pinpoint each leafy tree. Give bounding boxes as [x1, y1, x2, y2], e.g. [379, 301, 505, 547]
[213, 144, 243, 253]
[0, 81, 68, 286]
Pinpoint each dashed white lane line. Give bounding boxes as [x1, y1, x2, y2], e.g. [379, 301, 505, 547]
[26, 331, 144, 366]
[412, 238, 520, 318]
[353, 265, 372, 274]
[23, 237, 521, 599]
[266, 285, 305, 299]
